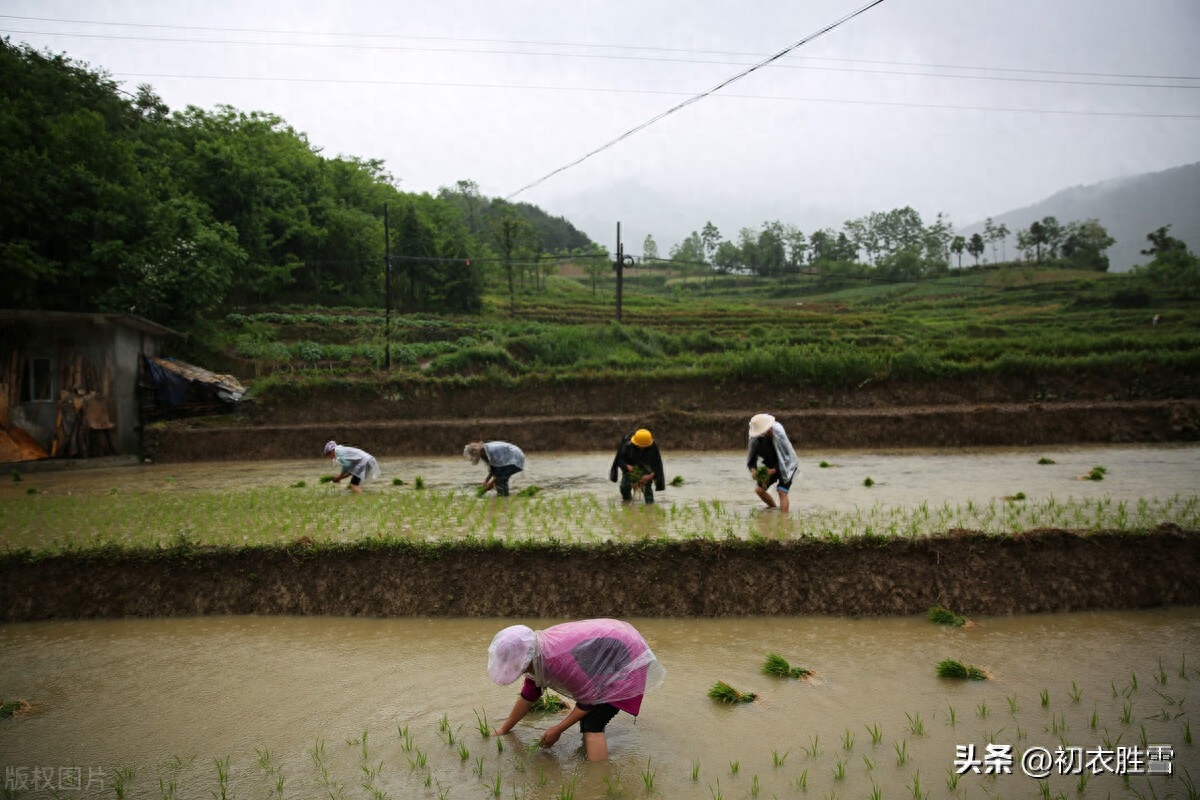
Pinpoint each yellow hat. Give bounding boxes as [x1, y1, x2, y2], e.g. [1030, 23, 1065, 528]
[631, 428, 653, 447]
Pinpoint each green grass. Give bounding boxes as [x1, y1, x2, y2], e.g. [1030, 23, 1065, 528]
[201, 265, 1200, 394]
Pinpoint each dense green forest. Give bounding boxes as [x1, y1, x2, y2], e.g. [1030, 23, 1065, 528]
[4, 36, 1198, 338]
[1, 38, 602, 323]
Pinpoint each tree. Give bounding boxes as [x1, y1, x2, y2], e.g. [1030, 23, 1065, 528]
[579, 246, 610, 295]
[1135, 225, 1200, 298]
[642, 234, 659, 265]
[1039, 216, 1064, 260]
[700, 221, 721, 264]
[757, 221, 787, 277]
[984, 218, 997, 263]
[923, 212, 954, 271]
[1029, 221, 1047, 263]
[713, 240, 741, 273]
[782, 224, 807, 271]
[490, 204, 530, 316]
[669, 232, 704, 265]
[950, 235, 966, 269]
[1061, 219, 1114, 272]
[967, 233, 985, 265]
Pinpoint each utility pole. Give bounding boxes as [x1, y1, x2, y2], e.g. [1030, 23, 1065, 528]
[614, 222, 634, 323]
[384, 203, 392, 370]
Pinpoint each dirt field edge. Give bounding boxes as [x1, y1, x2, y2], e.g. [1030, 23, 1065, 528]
[3, 529, 1197, 621]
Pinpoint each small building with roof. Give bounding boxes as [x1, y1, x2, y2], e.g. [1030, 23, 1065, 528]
[1, 310, 183, 461]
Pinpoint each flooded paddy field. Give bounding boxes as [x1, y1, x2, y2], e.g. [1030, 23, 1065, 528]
[10, 444, 1200, 517]
[2, 611, 1198, 800]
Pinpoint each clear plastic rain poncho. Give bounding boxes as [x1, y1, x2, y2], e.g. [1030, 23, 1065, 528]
[331, 444, 381, 482]
[487, 619, 665, 709]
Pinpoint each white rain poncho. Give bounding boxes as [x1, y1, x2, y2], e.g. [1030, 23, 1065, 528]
[487, 619, 665, 712]
[748, 421, 800, 484]
[331, 444, 381, 483]
[482, 441, 525, 470]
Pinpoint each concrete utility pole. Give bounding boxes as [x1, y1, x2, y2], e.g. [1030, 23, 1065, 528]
[614, 222, 634, 323]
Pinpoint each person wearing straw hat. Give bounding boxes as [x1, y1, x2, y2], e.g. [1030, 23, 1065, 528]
[323, 440, 381, 494]
[464, 440, 526, 497]
[608, 427, 666, 504]
[746, 413, 799, 512]
[488, 618, 665, 761]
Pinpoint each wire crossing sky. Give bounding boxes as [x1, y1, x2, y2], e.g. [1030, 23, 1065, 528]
[504, 0, 890, 200]
[3, 0, 1197, 259]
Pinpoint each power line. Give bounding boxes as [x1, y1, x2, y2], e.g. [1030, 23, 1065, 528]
[110, 71, 1200, 120]
[5, 14, 1198, 83]
[505, 0, 892, 200]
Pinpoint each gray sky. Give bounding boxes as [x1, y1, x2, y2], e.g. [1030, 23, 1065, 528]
[4, 0, 1198, 255]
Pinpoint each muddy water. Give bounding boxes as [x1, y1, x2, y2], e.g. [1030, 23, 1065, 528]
[2, 612, 1197, 799]
[11, 444, 1200, 518]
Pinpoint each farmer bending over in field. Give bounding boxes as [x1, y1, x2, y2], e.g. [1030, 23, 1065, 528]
[608, 428, 666, 503]
[323, 440, 381, 494]
[464, 440, 525, 497]
[747, 413, 799, 512]
[488, 618, 665, 761]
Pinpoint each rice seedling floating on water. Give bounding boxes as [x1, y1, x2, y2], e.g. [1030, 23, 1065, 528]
[531, 691, 567, 713]
[1087, 466, 1107, 481]
[927, 606, 967, 627]
[863, 476, 875, 487]
[708, 681, 757, 704]
[1, 699, 31, 718]
[1037, 457, 1056, 465]
[670, 475, 684, 487]
[762, 652, 812, 679]
[936, 659, 989, 680]
[516, 485, 542, 498]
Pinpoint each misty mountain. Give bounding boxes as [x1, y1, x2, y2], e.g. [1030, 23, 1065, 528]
[959, 162, 1200, 273]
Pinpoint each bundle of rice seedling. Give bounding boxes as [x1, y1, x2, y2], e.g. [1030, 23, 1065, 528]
[0, 699, 31, 718]
[516, 485, 542, 498]
[762, 653, 812, 679]
[708, 681, 757, 704]
[318, 475, 335, 484]
[531, 691, 567, 713]
[927, 606, 967, 627]
[753, 465, 771, 487]
[628, 465, 646, 495]
[936, 659, 988, 680]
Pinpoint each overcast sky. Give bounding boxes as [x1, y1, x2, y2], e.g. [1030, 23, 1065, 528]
[4, 1, 1198, 255]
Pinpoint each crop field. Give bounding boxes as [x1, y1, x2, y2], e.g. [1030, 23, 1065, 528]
[4, 481, 1200, 556]
[195, 265, 1199, 390]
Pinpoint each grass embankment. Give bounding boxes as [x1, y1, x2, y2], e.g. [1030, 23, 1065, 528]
[190, 266, 1200, 399]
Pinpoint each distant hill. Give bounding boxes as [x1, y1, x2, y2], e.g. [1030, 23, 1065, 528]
[960, 162, 1200, 272]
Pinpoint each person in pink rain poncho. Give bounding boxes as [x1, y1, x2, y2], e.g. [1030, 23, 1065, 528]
[488, 618, 665, 761]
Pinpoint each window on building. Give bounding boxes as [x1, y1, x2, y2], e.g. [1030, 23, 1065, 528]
[19, 357, 53, 402]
